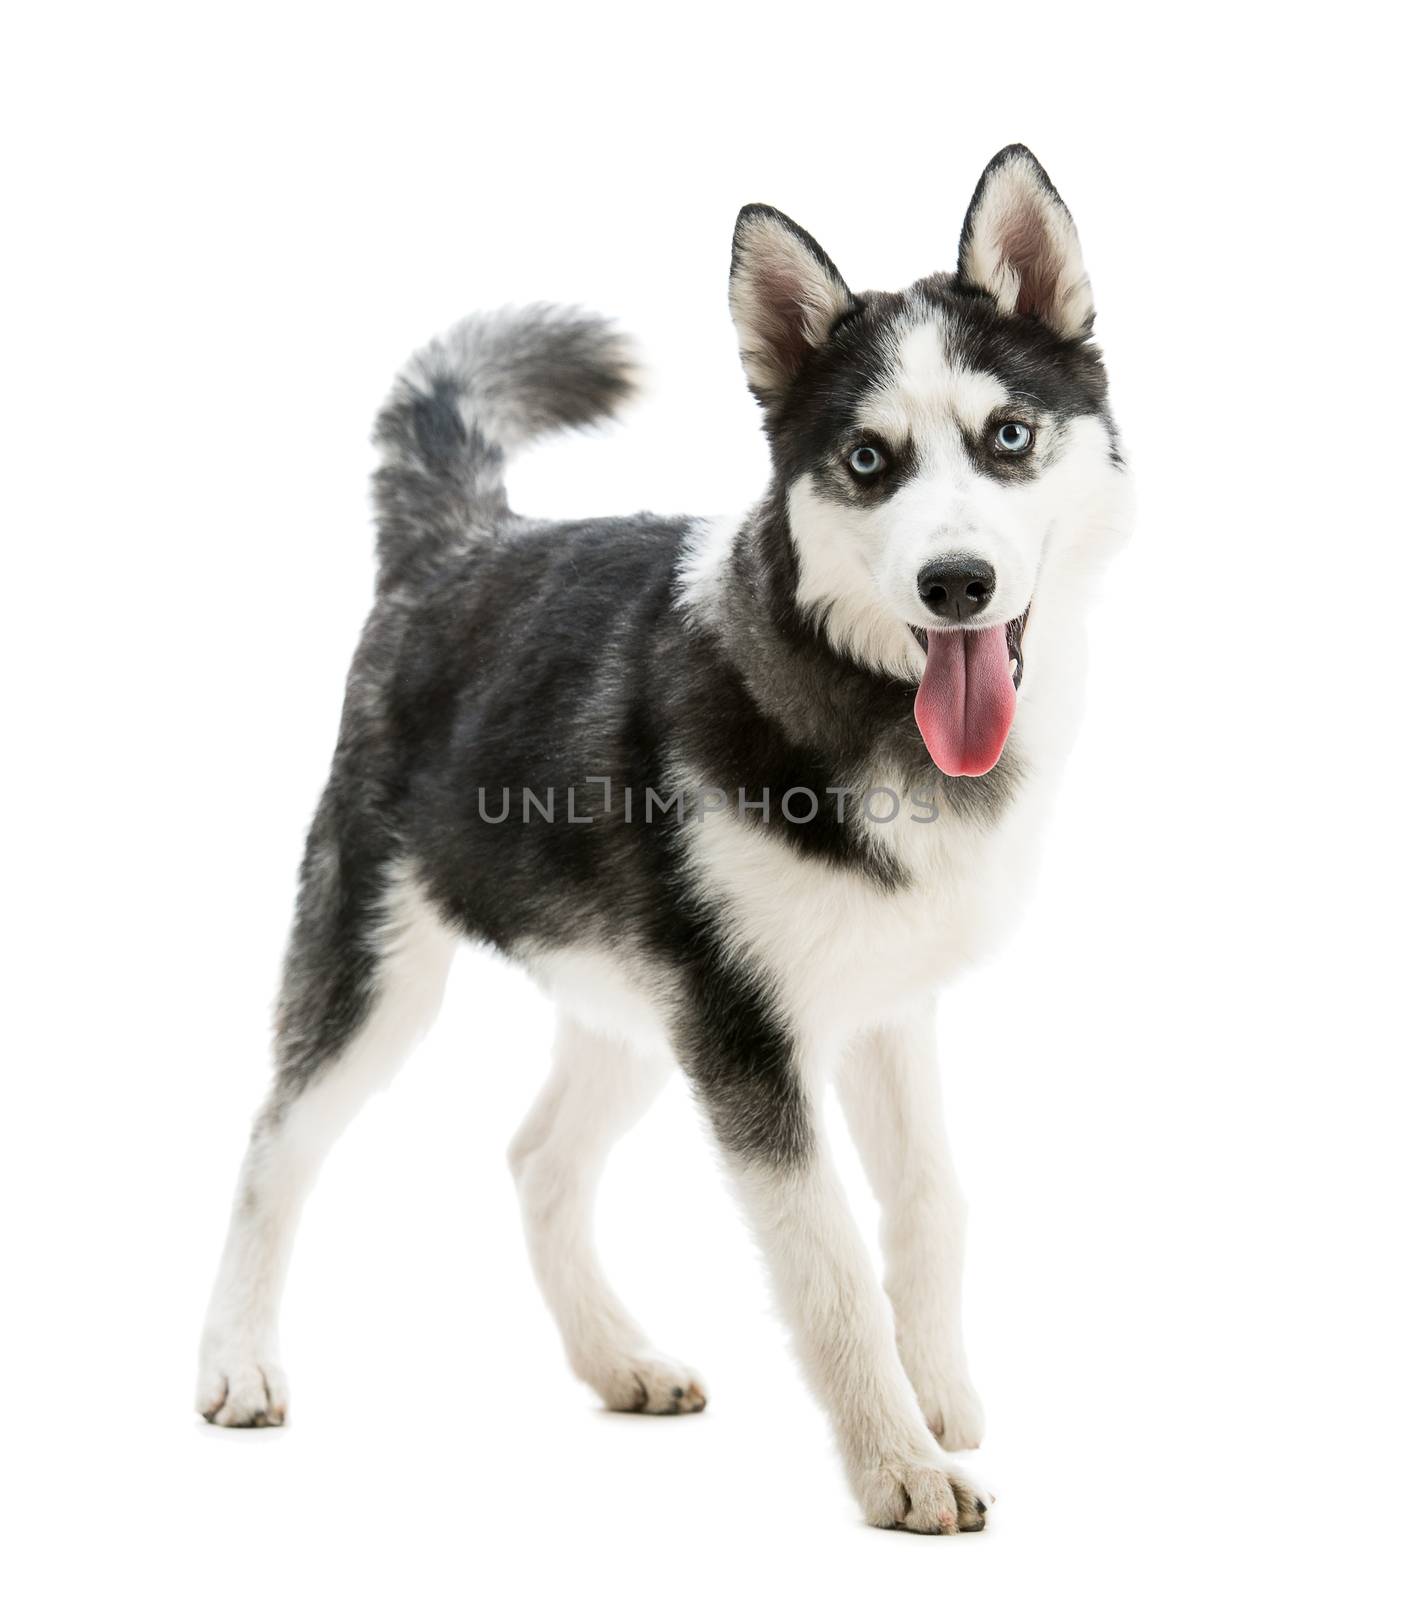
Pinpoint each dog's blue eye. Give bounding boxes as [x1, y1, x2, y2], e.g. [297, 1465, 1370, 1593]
[849, 445, 885, 477]
[994, 421, 1033, 454]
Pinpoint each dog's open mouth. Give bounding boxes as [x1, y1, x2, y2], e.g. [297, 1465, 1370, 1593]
[913, 607, 1030, 778]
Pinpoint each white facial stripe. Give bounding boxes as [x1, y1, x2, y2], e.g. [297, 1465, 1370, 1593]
[857, 319, 1011, 453]
[788, 477, 925, 682]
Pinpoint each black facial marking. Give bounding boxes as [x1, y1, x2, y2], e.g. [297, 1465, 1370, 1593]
[757, 274, 1113, 513]
[957, 411, 1045, 482]
[814, 428, 920, 508]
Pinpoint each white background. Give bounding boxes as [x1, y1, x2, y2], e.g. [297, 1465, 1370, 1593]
[5, 4, 1406, 1595]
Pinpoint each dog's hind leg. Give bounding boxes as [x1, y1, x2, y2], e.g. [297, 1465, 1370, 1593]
[835, 1007, 985, 1451]
[509, 1017, 707, 1415]
[197, 854, 456, 1427]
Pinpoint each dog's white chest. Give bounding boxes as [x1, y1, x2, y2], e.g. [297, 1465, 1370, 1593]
[685, 788, 1046, 1050]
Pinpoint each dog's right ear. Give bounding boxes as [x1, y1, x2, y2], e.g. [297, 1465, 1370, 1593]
[729, 205, 853, 404]
[957, 145, 1094, 339]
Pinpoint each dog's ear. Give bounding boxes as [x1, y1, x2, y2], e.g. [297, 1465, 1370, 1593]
[957, 146, 1093, 339]
[729, 205, 853, 403]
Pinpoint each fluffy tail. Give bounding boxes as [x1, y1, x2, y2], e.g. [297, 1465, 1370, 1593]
[371, 305, 639, 580]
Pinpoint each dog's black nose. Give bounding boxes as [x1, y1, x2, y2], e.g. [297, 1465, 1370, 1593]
[917, 557, 996, 622]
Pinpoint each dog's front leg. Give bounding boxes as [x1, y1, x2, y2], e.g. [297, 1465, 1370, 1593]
[680, 1003, 986, 1533]
[836, 1007, 985, 1450]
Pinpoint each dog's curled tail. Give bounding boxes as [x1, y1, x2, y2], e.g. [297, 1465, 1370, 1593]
[371, 305, 639, 580]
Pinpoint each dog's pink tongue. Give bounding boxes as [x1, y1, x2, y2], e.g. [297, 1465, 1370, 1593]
[914, 626, 1016, 777]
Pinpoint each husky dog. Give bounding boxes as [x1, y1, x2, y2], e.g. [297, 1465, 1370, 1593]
[198, 145, 1130, 1534]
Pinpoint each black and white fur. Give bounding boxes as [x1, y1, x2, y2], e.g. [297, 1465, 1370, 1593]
[198, 146, 1131, 1534]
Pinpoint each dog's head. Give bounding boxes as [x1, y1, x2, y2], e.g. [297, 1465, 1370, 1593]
[729, 146, 1129, 777]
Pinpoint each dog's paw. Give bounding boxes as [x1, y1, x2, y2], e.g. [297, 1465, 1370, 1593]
[919, 1374, 986, 1452]
[856, 1455, 990, 1534]
[591, 1353, 708, 1415]
[196, 1351, 289, 1428]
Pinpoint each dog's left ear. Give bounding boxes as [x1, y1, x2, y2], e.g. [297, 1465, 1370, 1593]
[729, 205, 853, 403]
[957, 145, 1094, 339]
